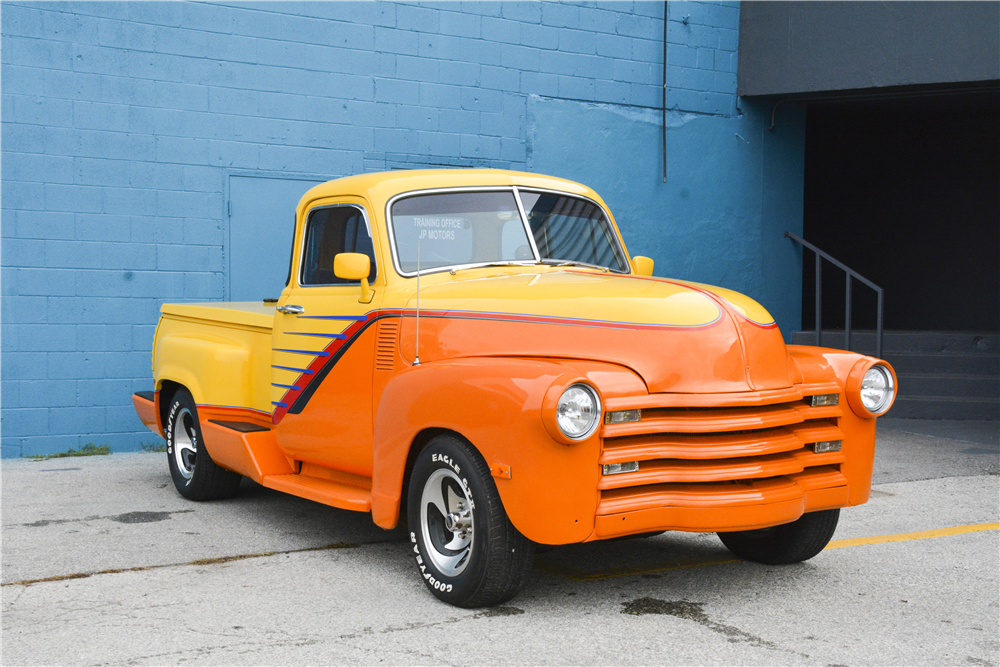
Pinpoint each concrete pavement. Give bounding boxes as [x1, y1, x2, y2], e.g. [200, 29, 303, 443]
[2, 419, 998, 665]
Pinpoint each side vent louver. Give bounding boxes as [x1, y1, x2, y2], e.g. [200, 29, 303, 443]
[376, 320, 399, 371]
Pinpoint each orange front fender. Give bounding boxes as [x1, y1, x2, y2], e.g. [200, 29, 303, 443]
[788, 345, 892, 506]
[370, 357, 647, 545]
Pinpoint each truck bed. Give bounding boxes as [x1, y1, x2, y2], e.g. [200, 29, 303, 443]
[160, 302, 276, 331]
[155, 301, 276, 416]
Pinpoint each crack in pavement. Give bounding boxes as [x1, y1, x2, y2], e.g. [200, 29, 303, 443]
[333, 637, 450, 665]
[122, 624, 378, 666]
[338, 616, 467, 640]
[333, 622, 479, 665]
[77, 625, 327, 666]
[1, 584, 27, 612]
[1, 541, 365, 587]
[337, 606, 526, 640]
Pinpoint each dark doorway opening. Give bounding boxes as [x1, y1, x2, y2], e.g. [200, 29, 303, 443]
[802, 90, 1000, 333]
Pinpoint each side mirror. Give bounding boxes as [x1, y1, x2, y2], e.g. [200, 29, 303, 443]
[334, 252, 374, 303]
[631, 256, 654, 277]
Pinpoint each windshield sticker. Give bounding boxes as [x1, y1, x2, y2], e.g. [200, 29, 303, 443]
[414, 217, 465, 241]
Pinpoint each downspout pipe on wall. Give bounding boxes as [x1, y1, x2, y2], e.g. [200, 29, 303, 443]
[662, 0, 668, 183]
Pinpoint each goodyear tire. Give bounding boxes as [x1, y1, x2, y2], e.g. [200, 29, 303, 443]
[717, 508, 840, 565]
[407, 435, 534, 608]
[165, 389, 242, 501]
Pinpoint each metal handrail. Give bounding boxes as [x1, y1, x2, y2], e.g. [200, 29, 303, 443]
[785, 231, 884, 359]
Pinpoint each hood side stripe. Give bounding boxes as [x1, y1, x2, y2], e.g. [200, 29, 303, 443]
[272, 307, 730, 424]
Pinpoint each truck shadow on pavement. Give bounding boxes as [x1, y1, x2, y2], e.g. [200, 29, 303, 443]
[204, 479, 759, 591]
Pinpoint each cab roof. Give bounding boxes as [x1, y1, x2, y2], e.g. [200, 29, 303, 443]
[296, 169, 600, 216]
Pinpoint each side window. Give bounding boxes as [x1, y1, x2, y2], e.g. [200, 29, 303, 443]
[300, 206, 377, 286]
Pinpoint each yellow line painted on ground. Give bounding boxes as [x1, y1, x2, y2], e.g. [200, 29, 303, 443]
[535, 521, 1000, 581]
[825, 521, 1000, 550]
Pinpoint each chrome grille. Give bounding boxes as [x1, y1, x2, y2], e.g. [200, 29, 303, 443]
[597, 386, 847, 516]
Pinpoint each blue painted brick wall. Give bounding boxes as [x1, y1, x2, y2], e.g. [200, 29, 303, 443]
[1, 1, 797, 458]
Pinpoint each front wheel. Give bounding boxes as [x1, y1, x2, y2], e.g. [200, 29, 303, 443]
[717, 509, 840, 565]
[165, 389, 242, 501]
[407, 435, 534, 608]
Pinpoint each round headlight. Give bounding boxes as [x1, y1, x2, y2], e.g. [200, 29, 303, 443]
[556, 384, 601, 440]
[860, 365, 894, 414]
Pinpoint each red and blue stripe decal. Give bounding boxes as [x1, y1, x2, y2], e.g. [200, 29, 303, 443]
[269, 305, 733, 424]
[270, 313, 382, 424]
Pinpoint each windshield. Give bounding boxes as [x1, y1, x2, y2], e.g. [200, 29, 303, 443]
[389, 188, 629, 275]
[390, 191, 534, 274]
[520, 191, 629, 273]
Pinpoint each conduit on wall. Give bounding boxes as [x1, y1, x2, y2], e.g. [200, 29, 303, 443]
[662, 0, 668, 183]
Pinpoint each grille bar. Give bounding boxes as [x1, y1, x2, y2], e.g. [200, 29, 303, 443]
[602, 403, 805, 438]
[598, 476, 805, 515]
[598, 450, 806, 490]
[602, 382, 841, 411]
[792, 449, 846, 468]
[793, 403, 843, 420]
[597, 467, 848, 516]
[600, 427, 802, 464]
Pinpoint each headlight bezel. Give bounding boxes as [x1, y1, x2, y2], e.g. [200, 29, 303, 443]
[860, 365, 894, 413]
[555, 383, 602, 441]
[846, 360, 897, 418]
[542, 376, 603, 445]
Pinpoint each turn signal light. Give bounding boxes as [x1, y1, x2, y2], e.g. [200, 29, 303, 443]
[810, 394, 839, 407]
[602, 461, 639, 475]
[811, 440, 842, 453]
[605, 409, 641, 424]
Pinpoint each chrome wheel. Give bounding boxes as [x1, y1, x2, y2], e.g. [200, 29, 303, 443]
[172, 407, 198, 480]
[420, 468, 474, 577]
[407, 436, 534, 607]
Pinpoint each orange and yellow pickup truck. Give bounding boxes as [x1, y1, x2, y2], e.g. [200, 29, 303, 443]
[133, 169, 896, 607]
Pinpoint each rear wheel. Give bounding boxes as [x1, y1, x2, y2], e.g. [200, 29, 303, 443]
[717, 509, 840, 565]
[165, 389, 242, 501]
[407, 435, 534, 608]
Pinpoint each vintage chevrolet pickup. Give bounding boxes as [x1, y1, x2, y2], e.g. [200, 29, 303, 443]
[133, 169, 896, 607]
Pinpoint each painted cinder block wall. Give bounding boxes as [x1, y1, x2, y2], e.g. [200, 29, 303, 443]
[0, 1, 805, 457]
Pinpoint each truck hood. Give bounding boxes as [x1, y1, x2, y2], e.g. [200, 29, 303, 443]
[398, 270, 792, 393]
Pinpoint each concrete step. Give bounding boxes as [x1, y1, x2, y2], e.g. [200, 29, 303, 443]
[791, 330, 999, 420]
[897, 374, 1000, 400]
[791, 330, 999, 356]
[890, 397, 1000, 421]
[885, 353, 1000, 376]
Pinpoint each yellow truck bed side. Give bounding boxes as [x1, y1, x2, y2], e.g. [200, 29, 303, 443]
[155, 302, 275, 416]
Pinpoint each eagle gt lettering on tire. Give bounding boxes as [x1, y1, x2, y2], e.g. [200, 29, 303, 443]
[407, 435, 534, 608]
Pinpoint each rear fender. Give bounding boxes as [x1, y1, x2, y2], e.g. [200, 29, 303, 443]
[155, 332, 251, 409]
[370, 357, 647, 545]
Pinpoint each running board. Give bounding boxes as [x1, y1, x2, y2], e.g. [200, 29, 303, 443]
[200, 418, 295, 483]
[262, 474, 372, 512]
[208, 419, 270, 433]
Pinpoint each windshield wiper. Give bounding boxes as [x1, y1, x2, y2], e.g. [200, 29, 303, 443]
[448, 261, 536, 274]
[538, 259, 610, 272]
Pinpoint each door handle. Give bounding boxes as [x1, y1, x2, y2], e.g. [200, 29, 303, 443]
[277, 305, 304, 315]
